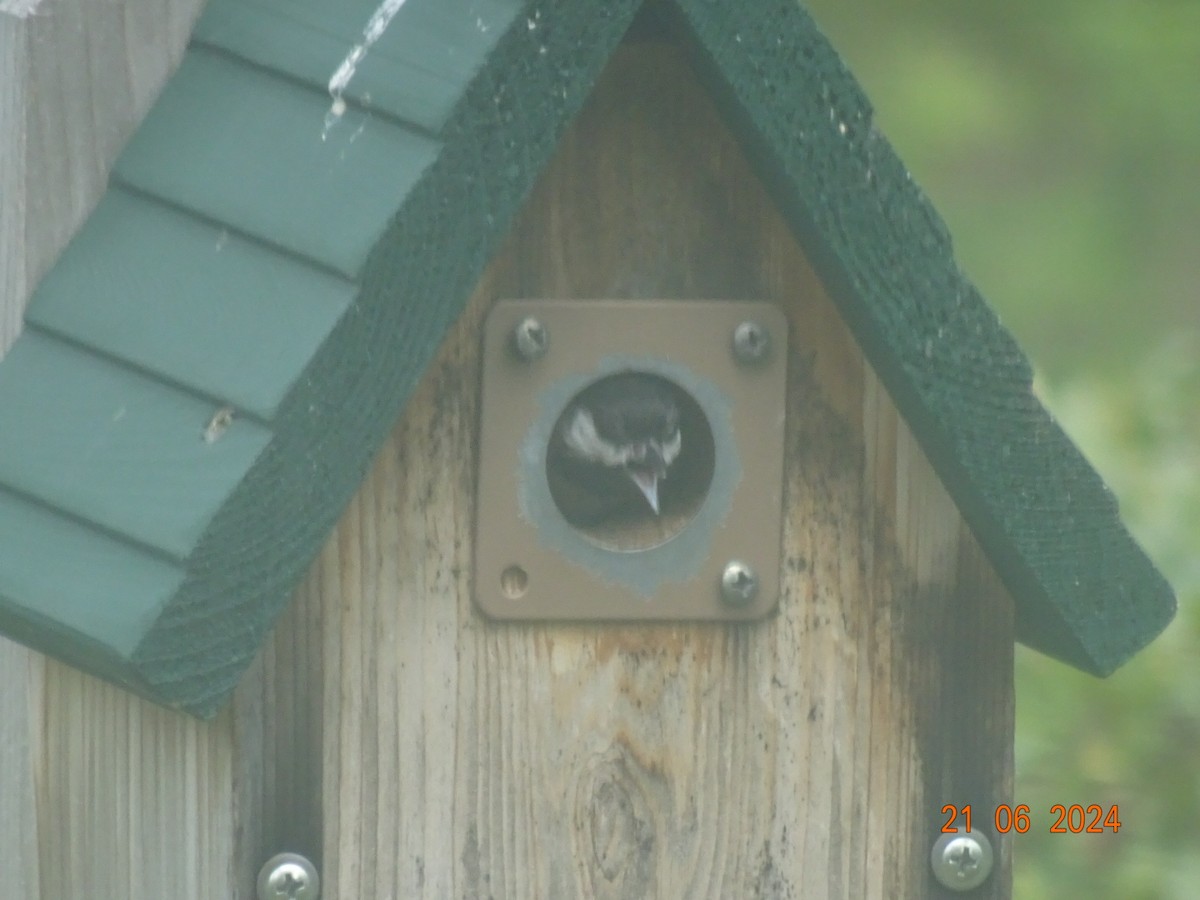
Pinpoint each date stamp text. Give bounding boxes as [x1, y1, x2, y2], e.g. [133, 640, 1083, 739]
[941, 803, 1122, 834]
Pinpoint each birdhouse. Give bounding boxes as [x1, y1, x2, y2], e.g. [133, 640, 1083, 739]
[0, 0, 1175, 897]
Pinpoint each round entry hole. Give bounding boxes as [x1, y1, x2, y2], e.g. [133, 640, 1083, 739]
[545, 371, 715, 551]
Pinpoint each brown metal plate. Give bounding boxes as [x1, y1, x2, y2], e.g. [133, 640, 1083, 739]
[474, 299, 787, 620]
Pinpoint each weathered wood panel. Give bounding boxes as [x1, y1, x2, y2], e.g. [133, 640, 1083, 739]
[0, 640, 40, 897]
[0, 583, 323, 900]
[317, 42, 1014, 898]
[32, 669, 235, 899]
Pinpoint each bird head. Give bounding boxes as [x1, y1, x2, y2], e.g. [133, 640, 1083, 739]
[558, 373, 682, 515]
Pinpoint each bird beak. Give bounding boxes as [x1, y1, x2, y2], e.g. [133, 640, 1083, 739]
[627, 468, 660, 515]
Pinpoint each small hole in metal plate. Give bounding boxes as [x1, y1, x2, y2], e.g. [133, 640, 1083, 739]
[545, 371, 715, 552]
[500, 565, 529, 599]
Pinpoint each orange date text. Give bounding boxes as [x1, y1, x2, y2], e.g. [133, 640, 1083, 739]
[940, 804, 1121, 834]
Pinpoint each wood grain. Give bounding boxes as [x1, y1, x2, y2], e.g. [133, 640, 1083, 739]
[318, 42, 1014, 898]
[33, 667, 240, 899]
[0, 640, 40, 896]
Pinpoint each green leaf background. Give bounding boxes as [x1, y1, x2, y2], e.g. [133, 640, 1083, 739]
[807, 1, 1199, 895]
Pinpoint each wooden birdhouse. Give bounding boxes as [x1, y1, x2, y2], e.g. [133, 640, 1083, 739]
[0, 0, 1175, 897]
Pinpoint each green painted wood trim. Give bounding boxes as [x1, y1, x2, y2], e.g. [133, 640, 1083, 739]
[0, 1, 569, 714]
[193, 0, 522, 134]
[667, 0, 1175, 674]
[0, 331, 272, 560]
[25, 188, 355, 420]
[0, 488, 185, 662]
[113, 46, 441, 279]
[125, 0, 652, 715]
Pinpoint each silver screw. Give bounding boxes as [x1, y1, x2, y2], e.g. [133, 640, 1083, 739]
[257, 852, 320, 900]
[731, 320, 770, 364]
[931, 829, 993, 891]
[720, 560, 759, 605]
[511, 316, 548, 361]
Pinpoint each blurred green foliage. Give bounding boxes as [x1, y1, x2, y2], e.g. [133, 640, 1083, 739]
[808, 0, 1200, 377]
[806, 2, 1198, 896]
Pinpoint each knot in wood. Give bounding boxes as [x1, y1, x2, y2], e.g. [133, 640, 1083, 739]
[579, 755, 658, 890]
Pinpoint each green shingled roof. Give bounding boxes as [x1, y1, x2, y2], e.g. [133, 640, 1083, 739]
[0, 0, 1174, 715]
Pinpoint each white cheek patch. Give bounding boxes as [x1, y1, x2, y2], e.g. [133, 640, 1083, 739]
[660, 428, 681, 467]
[562, 408, 684, 476]
[561, 408, 631, 467]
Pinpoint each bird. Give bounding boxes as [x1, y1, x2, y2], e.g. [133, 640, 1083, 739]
[546, 372, 684, 527]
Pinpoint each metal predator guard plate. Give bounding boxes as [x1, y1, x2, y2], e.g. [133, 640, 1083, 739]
[474, 299, 788, 621]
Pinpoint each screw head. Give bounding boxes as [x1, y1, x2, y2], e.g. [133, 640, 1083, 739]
[731, 320, 770, 364]
[511, 316, 548, 361]
[931, 829, 994, 891]
[720, 560, 759, 605]
[257, 852, 320, 900]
